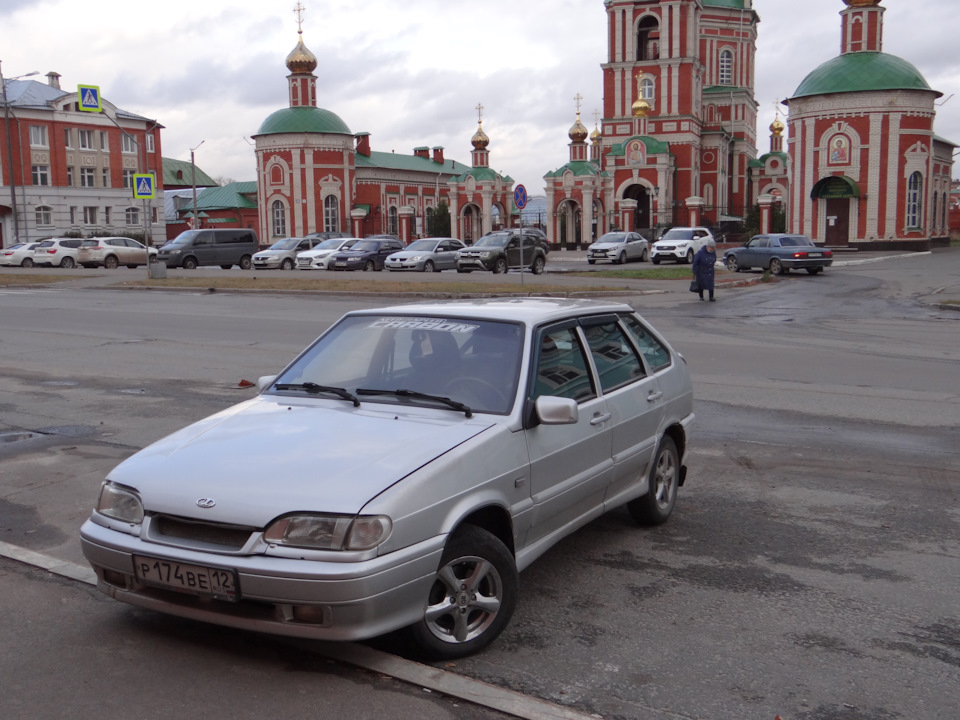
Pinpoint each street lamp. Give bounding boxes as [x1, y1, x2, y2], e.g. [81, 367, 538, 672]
[190, 140, 204, 230]
[1, 62, 38, 247]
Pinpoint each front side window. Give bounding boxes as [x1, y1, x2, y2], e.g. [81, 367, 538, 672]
[323, 195, 339, 233]
[29, 125, 48, 147]
[906, 172, 923, 229]
[533, 326, 596, 403]
[719, 49, 734, 85]
[272, 200, 287, 237]
[32, 165, 49, 186]
[126, 207, 139, 225]
[35, 206, 53, 226]
[80, 167, 95, 187]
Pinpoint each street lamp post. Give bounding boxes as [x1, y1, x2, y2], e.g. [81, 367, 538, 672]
[0, 62, 38, 247]
[190, 140, 204, 231]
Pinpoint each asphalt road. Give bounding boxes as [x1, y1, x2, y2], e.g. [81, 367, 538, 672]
[1, 249, 958, 720]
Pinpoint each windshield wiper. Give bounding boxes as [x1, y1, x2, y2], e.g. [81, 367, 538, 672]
[274, 382, 360, 407]
[356, 388, 472, 418]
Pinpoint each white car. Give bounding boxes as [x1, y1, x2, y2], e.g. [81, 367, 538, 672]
[650, 227, 714, 265]
[295, 237, 361, 270]
[80, 298, 694, 659]
[0, 242, 41, 267]
[32, 237, 84, 268]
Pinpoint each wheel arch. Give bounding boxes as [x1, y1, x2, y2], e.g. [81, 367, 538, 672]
[661, 423, 688, 486]
[454, 505, 516, 557]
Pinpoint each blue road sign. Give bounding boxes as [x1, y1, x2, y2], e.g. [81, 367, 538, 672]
[77, 85, 102, 113]
[514, 184, 527, 210]
[133, 173, 155, 200]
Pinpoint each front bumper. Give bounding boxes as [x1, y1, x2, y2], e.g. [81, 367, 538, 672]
[80, 518, 444, 641]
[651, 246, 691, 260]
[253, 257, 282, 269]
[457, 257, 492, 271]
[384, 260, 423, 271]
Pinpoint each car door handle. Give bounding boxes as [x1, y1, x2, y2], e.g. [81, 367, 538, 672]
[590, 413, 612, 425]
[647, 391, 663, 402]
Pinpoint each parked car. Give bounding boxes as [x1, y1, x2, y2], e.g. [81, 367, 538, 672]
[157, 229, 258, 270]
[253, 237, 323, 270]
[479, 228, 550, 254]
[79, 297, 694, 659]
[77, 237, 158, 269]
[0, 242, 41, 267]
[384, 237, 465, 272]
[329, 237, 404, 271]
[457, 230, 547, 274]
[305, 231, 353, 241]
[587, 231, 649, 265]
[650, 227, 714, 264]
[724, 234, 834, 275]
[32, 238, 84, 268]
[295, 237, 361, 270]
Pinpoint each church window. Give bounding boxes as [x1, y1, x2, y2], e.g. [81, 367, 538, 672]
[905, 172, 922, 229]
[719, 49, 734, 85]
[388, 206, 399, 236]
[323, 195, 339, 232]
[636, 17, 659, 62]
[270, 165, 284, 184]
[272, 199, 287, 237]
[640, 77, 655, 100]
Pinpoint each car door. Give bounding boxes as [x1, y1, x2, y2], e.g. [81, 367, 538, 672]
[523, 322, 613, 546]
[740, 236, 767, 268]
[579, 315, 666, 509]
[437, 240, 461, 270]
[626, 233, 642, 260]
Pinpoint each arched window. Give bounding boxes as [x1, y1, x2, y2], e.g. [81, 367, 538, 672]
[323, 195, 339, 232]
[905, 172, 922, 229]
[388, 206, 399, 236]
[125, 207, 139, 225]
[640, 77, 655, 100]
[35, 205, 53, 226]
[719, 49, 734, 85]
[272, 199, 287, 237]
[636, 16, 659, 61]
[270, 166, 283, 185]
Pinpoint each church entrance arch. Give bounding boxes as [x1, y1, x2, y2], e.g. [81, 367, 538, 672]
[811, 176, 859, 246]
[556, 199, 582, 249]
[461, 204, 482, 245]
[623, 184, 653, 232]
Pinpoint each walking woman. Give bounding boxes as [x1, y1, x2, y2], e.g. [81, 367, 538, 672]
[692, 238, 717, 301]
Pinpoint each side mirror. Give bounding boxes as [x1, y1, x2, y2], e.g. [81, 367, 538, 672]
[530, 396, 579, 427]
[256, 375, 277, 393]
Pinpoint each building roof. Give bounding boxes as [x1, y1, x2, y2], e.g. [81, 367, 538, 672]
[792, 52, 939, 99]
[178, 182, 257, 214]
[356, 150, 464, 177]
[607, 136, 672, 157]
[161, 157, 218, 189]
[703, 0, 747, 7]
[255, 106, 352, 136]
[544, 160, 605, 179]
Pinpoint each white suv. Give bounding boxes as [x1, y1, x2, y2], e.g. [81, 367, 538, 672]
[32, 238, 84, 268]
[651, 227, 714, 265]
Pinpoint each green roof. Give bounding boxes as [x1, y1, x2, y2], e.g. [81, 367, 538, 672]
[749, 151, 789, 168]
[544, 160, 605, 179]
[357, 150, 463, 177]
[607, 136, 671, 157]
[792, 52, 938, 99]
[162, 157, 217, 189]
[187, 182, 258, 212]
[703, 0, 746, 8]
[255, 106, 352, 136]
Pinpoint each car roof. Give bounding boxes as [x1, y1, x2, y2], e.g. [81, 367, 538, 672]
[351, 297, 635, 327]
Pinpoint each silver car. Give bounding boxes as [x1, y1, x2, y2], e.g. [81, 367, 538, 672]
[587, 231, 649, 265]
[253, 237, 318, 270]
[80, 298, 694, 659]
[384, 237, 465, 272]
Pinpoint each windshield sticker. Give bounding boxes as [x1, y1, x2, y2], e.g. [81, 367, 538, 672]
[369, 318, 479, 334]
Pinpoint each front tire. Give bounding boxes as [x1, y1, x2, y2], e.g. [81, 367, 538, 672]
[404, 525, 518, 660]
[806, 267, 823, 275]
[363, 259, 375, 271]
[627, 436, 679, 526]
[423, 260, 436, 273]
[618, 251, 627, 265]
[651, 256, 661, 265]
[281, 258, 295, 270]
[492, 258, 507, 274]
[182, 257, 198, 270]
[685, 249, 694, 264]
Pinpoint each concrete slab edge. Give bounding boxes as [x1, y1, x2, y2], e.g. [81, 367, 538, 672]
[0, 541, 602, 720]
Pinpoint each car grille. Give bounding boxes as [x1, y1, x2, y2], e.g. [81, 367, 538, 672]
[150, 514, 256, 551]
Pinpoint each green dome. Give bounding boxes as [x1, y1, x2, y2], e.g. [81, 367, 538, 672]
[256, 106, 352, 136]
[792, 52, 938, 99]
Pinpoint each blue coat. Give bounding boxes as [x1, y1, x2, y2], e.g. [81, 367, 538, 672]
[691, 247, 716, 291]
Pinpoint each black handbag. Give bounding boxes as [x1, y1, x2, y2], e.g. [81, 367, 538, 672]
[689, 279, 700, 293]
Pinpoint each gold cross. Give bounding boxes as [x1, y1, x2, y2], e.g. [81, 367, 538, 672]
[476, 102, 484, 125]
[574, 92, 583, 115]
[293, 2, 305, 33]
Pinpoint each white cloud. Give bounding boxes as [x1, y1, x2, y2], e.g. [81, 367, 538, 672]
[3, 0, 957, 191]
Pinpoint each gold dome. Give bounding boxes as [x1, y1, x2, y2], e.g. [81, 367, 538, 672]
[843, 0, 881, 6]
[770, 117, 785, 136]
[590, 123, 602, 144]
[286, 34, 318, 75]
[632, 98, 650, 118]
[569, 113, 589, 143]
[472, 122, 490, 150]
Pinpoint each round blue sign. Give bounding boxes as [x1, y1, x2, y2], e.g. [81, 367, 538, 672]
[514, 184, 527, 210]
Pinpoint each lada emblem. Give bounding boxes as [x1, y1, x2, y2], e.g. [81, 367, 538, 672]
[196, 498, 216, 509]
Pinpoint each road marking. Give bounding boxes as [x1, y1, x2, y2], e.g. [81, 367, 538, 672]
[0, 541, 601, 720]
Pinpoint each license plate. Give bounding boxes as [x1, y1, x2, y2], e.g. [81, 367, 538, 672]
[335, 261, 346, 267]
[134, 555, 238, 601]
[809, 253, 822, 257]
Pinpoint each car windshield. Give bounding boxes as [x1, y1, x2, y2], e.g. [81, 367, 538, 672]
[475, 234, 510, 248]
[350, 240, 378, 252]
[596, 233, 628, 244]
[271, 315, 524, 415]
[311, 239, 344, 250]
[168, 230, 202, 246]
[779, 236, 814, 247]
[405, 239, 438, 251]
[661, 229, 694, 241]
[268, 237, 300, 251]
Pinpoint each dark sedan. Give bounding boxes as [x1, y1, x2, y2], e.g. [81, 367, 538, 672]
[724, 234, 833, 275]
[329, 238, 405, 271]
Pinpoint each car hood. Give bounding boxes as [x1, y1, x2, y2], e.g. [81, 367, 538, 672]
[299, 249, 334, 258]
[335, 250, 375, 258]
[590, 242, 625, 250]
[254, 249, 287, 257]
[387, 250, 430, 259]
[108, 396, 495, 526]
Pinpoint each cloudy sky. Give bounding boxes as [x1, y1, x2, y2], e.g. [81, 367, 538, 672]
[3, 0, 958, 192]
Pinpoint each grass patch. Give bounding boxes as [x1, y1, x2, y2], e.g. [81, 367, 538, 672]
[0, 274, 74, 286]
[569, 266, 726, 281]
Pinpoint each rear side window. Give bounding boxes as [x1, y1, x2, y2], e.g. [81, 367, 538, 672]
[582, 321, 646, 392]
[621, 315, 671, 372]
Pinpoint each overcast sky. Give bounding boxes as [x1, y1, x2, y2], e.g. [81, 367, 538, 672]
[2, 0, 958, 192]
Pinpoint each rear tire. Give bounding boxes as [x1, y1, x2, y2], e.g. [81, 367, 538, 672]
[769, 258, 784, 275]
[60, 257, 76, 269]
[104, 255, 119, 270]
[627, 436, 679, 526]
[403, 525, 517, 660]
[239, 255, 252, 270]
[531, 256, 545, 275]
[21, 257, 34, 268]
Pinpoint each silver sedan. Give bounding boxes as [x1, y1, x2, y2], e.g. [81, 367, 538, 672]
[384, 237, 465, 272]
[80, 298, 694, 659]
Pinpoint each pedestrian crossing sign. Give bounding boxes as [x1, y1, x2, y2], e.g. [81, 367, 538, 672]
[77, 85, 102, 113]
[133, 173, 156, 199]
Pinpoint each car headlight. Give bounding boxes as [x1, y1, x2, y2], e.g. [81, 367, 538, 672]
[347, 256, 361, 262]
[264, 514, 392, 551]
[409, 255, 421, 262]
[480, 251, 491, 259]
[167, 249, 181, 255]
[97, 482, 144, 524]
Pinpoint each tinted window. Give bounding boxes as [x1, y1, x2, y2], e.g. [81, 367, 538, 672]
[533, 326, 596, 403]
[582, 321, 646, 392]
[621, 315, 671, 372]
[661, 229, 694, 241]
